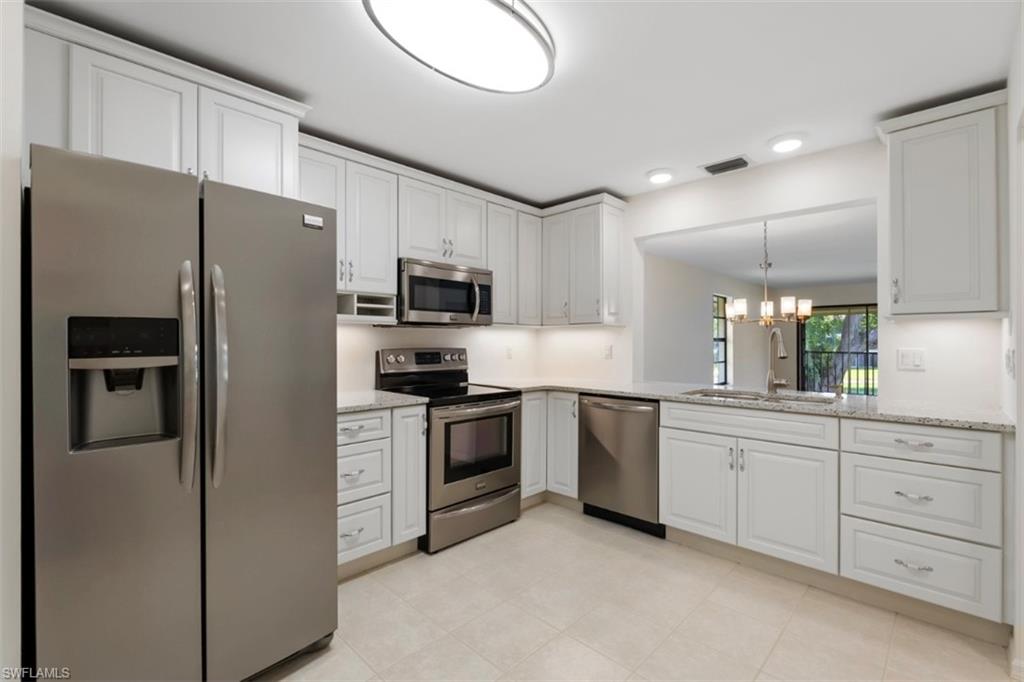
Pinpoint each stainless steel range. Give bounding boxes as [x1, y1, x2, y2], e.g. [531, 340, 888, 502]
[375, 348, 521, 552]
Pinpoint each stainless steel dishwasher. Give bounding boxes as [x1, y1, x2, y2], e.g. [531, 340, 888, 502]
[579, 394, 664, 537]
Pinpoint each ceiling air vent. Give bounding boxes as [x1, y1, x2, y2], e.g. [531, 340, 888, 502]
[701, 156, 750, 176]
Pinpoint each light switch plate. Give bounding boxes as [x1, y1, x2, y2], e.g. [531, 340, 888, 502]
[897, 347, 927, 371]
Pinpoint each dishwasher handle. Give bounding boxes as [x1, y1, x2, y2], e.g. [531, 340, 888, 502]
[581, 397, 656, 413]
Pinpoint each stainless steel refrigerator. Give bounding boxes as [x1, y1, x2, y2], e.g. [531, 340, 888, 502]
[25, 145, 338, 681]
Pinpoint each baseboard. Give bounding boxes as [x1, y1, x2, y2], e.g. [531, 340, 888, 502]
[1011, 655, 1023, 681]
[543, 490, 583, 512]
[336, 539, 418, 582]
[665, 526, 1012, 647]
[521, 492, 546, 511]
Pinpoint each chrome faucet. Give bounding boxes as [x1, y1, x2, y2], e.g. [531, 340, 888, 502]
[766, 327, 789, 394]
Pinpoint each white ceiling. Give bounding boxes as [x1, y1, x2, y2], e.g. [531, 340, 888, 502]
[32, 1, 1018, 205]
[640, 203, 878, 288]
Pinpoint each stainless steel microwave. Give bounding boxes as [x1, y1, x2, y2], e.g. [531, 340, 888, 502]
[398, 258, 493, 326]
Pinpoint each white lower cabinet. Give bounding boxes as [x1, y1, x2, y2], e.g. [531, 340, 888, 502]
[392, 406, 427, 544]
[546, 392, 578, 498]
[736, 439, 838, 574]
[338, 494, 392, 564]
[659, 429, 736, 544]
[841, 516, 1002, 620]
[521, 392, 548, 498]
[337, 405, 426, 565]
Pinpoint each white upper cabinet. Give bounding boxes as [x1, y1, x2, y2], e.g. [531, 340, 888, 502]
[199, 88, 299, 197]
[736, 439, 838, 574]
[298, 147, 346, 290]
[517, 213, 543, 325]
[886, 106, 999, 314]
[601, 206, 625, 325]
[487, 204, 517, 324]
[346, 162, 398, 295]
[542, 213, 571, 325]
[399, 177, 447, 262]
[570, 205, 602, 324]
[520, 392, 547, 498]
[69, 45, 198, 174]
[546, 392, 578, 499]
[446, 191, 488, 268]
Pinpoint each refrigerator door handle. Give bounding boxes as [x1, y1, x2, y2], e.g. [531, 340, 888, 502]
[211, 264, 229, 488]
[179, 260, 199, 491]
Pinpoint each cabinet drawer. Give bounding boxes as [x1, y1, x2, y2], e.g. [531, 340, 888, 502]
[661, 402, 838, 449]
[840, 419, 1001, 472]
[840, 516, 1001, 620]
[841, 453, 1001, 546]
[337, 409, 391, 445]
[338, 439, 392, 505]
[338, 494, 392, 564]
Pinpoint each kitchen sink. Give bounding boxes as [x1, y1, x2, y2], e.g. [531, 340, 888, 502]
[683, 388, 838, 405]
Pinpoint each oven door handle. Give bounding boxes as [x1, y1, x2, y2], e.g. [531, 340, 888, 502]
[433, 399, 521, 421]
[471, 276, 480, 321]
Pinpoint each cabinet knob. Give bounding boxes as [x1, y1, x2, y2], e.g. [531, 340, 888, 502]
[186, 167, 194, 176]
[202, 170, 209, 179]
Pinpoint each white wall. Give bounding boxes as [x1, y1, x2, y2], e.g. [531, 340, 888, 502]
[627, 141, 1009, 413]
[0, 0, 22, 668]
[643, 254, 767, 387]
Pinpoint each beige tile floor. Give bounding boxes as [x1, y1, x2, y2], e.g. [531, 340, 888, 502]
[259, 503, 1011, 682]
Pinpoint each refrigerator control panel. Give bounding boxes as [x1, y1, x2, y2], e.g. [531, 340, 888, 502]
[68, 317, 179, 358]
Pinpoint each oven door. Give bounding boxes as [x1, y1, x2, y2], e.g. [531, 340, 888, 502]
[429, 398, 521, 510]
[400, 259, 493, 325]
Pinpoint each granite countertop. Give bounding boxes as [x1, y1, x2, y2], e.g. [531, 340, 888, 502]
[473, 378, 1015, 433]
[337, 390, 428, 415]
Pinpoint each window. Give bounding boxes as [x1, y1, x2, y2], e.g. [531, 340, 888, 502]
[798, 305, 878, 396]
[712, 294, 728, 385]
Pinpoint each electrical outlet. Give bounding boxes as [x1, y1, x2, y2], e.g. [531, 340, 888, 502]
[1006, 348, 1016, 378]
[897, 347, 926, 371]
[603, 345, 614, 360]
[505, 346, 513, 360]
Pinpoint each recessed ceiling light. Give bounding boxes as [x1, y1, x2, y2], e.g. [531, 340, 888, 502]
[769, 134, 805, 154]
[363, 0, 555, 94]
[647, 169, 673, 185]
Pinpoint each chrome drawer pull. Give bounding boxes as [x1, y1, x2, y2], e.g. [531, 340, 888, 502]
[894, 490, 934, 503]
[339, 424, 366, 433]
[893, 437, 935, 449]
[341, 468, 366, 479]
[728, 447, 735, 471]
[894, 558, 933, 573]
[340, 527, 365, 539]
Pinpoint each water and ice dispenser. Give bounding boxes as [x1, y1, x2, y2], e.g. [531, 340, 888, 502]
[67, 317, 180, 452]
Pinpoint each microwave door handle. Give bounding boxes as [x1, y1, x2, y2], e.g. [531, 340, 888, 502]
[471, 276, 480, 321]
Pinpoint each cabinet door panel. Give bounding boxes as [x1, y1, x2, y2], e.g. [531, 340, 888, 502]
[346, 162, 398, 295]
[199, 88, 298, 197]
[487, 204, 517, 324]
[517, 213, 543, 325]
[546, 392, 578, 498]
[392, 406, 427, 544]
[570, 205, 602, 324]
[69, 45, 197, 173]
[446, 191, 487, 267]
[737, 439, 838, 573]
[298, 147, 346, 290]
[659, 429, 736, 543]
[521, 392, 547, 498]
[398, 177, 446, 261]
[889, 109, 998, 313]
[542, 213, 571, 325]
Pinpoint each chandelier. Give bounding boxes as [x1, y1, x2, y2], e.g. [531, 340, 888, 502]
[726, 221, 812, 326]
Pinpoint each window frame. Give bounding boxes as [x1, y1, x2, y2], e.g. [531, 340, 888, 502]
[797, 303, 878, 396]
[712, 294, 728, 385]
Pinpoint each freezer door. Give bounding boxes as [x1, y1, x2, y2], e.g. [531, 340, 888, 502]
[27, 145, 202, 680]
[202, 182, 338, 681]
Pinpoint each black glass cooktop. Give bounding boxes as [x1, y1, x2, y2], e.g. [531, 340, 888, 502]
[386, 383, 520, 407]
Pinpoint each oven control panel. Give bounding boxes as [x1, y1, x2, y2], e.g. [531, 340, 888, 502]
[378, 347, 468, 373]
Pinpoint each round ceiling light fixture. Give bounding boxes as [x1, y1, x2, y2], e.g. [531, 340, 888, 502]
[363, 0, 555, 94]
[647, 169, 673, 185]
[769, 134, 805, 154]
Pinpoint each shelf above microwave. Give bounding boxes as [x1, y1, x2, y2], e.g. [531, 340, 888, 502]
[337, 292, 397, 326]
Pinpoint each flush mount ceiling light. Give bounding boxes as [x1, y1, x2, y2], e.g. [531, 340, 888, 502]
[647, 169, 673, 185]
[363, 0, 555, 94]
[769, 134, 805, 154]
